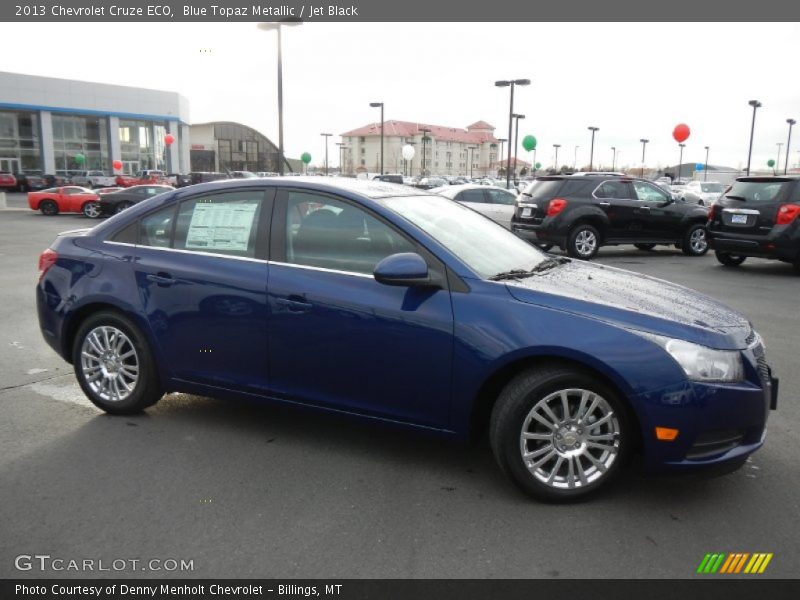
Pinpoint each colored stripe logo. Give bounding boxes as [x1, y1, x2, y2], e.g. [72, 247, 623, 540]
[697, 553, 773, 574]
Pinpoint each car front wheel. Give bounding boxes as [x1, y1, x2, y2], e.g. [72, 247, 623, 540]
[715, 251, 746, 267]
[72, 311, 163, 414]
[682, 223, 708, 256]
[567, 224, 600, 259]
[82, 201, 101, 218]
[490, 365, 630, 502]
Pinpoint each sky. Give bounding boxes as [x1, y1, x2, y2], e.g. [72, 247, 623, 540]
[1, 22, 799, 172]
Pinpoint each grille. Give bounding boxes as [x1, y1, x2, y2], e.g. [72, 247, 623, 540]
[745, 329, 756, 346]
[686, 429, 745, 460]
[756, 354, 770, 387]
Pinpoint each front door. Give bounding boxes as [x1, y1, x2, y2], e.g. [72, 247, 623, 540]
[593, 180, 640, 239]
[267, 188, 455, 427]
[631, 180, 683, 239]
[132, 188, 273, 393]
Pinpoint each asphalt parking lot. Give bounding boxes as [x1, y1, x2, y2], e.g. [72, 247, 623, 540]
[0, 191, 798, 579]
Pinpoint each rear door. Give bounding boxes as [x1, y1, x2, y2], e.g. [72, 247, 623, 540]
[132, 188, 273, 393]
[593, 180, 638, 239]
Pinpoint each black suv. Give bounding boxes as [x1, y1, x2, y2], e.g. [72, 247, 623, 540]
[511, 175, 709, 259]
[707, 176, 800, 272]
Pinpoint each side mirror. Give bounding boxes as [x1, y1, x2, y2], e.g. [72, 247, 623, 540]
[374, 252, 433, 287]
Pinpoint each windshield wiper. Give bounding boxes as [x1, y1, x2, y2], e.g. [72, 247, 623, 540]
[725, 194, 747, 201]
[489, 257, 570, 280]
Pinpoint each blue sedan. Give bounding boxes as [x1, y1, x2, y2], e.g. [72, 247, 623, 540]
[35, 178, 777, 501]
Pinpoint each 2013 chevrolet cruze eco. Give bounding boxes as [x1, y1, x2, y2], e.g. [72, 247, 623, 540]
[36, 178, 777, 501]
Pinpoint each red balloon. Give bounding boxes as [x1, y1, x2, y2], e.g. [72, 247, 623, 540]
[164, 134, 175, 146]
[673, 123, 690, 143]
[112, 160, 122, 170]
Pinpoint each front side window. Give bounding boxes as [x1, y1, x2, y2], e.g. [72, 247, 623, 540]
[633, 181, 670, 203]
[284, 191, 414, 275]
[173, 191, 263, 258]
[595, 181, 631, 200]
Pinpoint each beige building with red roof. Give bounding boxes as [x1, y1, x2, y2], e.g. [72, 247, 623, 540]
[340, 119, 501, 177]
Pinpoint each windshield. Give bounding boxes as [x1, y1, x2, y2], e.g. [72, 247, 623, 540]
[725, 180, 791, 203]
[382, 195, 546, 278]
[700, 183, 724, 193]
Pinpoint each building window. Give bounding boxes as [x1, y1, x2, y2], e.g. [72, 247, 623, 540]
[118, 119, 161, 173]
[52, 114, 110, 172]
[0, 110, 40, 171]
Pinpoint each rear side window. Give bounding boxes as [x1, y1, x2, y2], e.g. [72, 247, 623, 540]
[559, 179, 599, 196]
[457, 189, 487, 203]
[139, 205, 175, 248]
[725, 180, 792, 203]
[111, 222, 138, 244]
[486, 188, 516, 205]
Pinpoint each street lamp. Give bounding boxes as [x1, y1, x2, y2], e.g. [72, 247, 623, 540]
[703, 145, 710, 181]
[786, 119, 796, 175]
[573, 145, 580, 170]
[677, 143, 686, 181]
[336, 142, 347, 175]
[257, 20, 302, 176]
[588, 126, 599, 170]
[468, 146, 477, 178]
[497, 138, 507, 176]
[553, 144, 561, 173]
[611, 146, 616, 171]
[746, 100, 761, 176]
[421, 128, 431, 176]
[512, 113, 525, 181]
[640, 138, 649, 178]
[321, 133, 332, 175]
[370, 102, 384, 175]
[495, 78, 531, 188]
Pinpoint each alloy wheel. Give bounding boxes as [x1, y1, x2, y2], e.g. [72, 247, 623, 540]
[690, 227, 707, 254]
[83, 202, 101, 218]
[80, 326, 139, 402]
[574, 230, 597, 257]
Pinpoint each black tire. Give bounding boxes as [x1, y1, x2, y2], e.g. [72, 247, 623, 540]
[566, 223, 601, 260]
[634, 243, 657, 251]
[72, 311, 163, 414]
[490, 365, 631, 502]
[39, 200, 58, 216]
[82, 201, 101, 219]
[715, 251, 746, 267]
[115, 201, 132, 214]
[682, 223, 709, 256]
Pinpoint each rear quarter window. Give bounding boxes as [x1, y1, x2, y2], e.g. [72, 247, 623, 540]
[523, 180, 564, 199]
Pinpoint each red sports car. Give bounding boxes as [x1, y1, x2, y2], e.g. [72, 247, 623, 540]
[28, 186, 101, 218]
[0, 172, 16, 190]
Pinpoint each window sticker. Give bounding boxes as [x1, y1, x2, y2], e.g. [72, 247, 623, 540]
[185, 202, 258, 252]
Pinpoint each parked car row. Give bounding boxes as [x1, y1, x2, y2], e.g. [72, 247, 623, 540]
[27, 185, 175, 218]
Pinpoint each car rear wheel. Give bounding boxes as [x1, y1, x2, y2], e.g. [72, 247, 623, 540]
[682, 223, 708, 256]
[82, 201, 101, 219]
[115, 201, 133, 214]
[567, 224, 600, 260]
[72, 311, 162, 414]
[39, 200, 58, 216]
[634, 243, 657, 251]
[490, 365, 630, 502]
[715, 251, 747, 267]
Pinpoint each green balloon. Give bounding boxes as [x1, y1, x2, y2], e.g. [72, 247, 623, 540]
[522, 135, 537, 152]
[767, 159, 775, 167]
[74, 153, 85, 165]
[535, 162, 542, 169]
[301, 152, 312, 164]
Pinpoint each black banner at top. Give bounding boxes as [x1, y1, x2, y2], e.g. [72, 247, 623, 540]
[1, 0, 797, 21]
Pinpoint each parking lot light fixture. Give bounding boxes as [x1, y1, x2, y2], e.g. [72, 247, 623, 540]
[746, 100, 762, 176]
[640, 139, 649, 178]
[776, 142, 783, 176]
[677, 143, 686, 181]
[496, 78, 530, 188]
[704, 146, 710, 181]
[573, 145, 580, 170]
[785, 119, 796, 174]
[421, 128, 431, 176]
[553, 144, 561, 173]
[611, 146, 616, 171]
[370, 102, 384, 174]
[257, 20, 302, 176]
[321, 133, 332, 175]
[588, 126, 599, 170]
[512, 114, 525, 181]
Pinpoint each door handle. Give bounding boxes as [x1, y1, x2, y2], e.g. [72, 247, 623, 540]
[275, 296, 313, 313]
[146, 272, 175, 286]
[638, 206, 651, 210]
[598, 202, 611, 207]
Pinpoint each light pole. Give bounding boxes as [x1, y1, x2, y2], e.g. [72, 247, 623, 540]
[336, 142, 347, 175]
[370, 102, 384, 175]
[495, 78, 531, 188]
[588, 126, 599, 170]
[677, 143, 686, 181]
[421, 128, 431, 177]
[497, 138, 507, 176]
[553, 144, 561, 173]
[468, 146, 477, 178]
[703, 145, 710, 181]
[321, 133, 332, 175]
[746, 100, 761, 176]
[776, 142, 783, 175]
[573, 145, 580, 170]
[257, 20, 302, 176]
[640, 138, 649, 178]
[785, 119, 796, 175]
[512, 113, 525, 181]
[611, 146, 616, 171]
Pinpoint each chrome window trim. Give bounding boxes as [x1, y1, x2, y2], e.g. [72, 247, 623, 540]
[102, 241, 266, 264]
[722, 208, 761, 215]
[268, 260, 374, 279]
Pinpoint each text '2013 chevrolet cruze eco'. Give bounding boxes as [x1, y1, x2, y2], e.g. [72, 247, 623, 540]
[36, 178, 778, 501]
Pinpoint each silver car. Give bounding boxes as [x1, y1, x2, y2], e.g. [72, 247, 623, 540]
[429, 184, 518, 228]
[680, 180, 726, 206]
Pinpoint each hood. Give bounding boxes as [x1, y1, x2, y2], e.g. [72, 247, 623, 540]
[504, 260, 751, 349]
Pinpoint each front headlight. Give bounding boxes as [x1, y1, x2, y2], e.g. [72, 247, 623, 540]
[638, 333, 744, 382]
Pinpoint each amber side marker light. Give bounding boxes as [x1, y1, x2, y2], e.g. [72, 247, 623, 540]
[655, 427, 679, 441]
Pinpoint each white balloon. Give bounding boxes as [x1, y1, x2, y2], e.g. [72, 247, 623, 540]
[402, 144, 416, 160]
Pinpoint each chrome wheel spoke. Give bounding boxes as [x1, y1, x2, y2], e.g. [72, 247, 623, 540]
[575, 455, 589, 486]
[522, 432, 552, 441]
[587, 432, 617, 442]
[524, 444, 554, 460]
[530, 449, 557, 470]
[547, 456, 564, 484]
[81, 325, 139, 402]
[587, 441, 617, 454]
